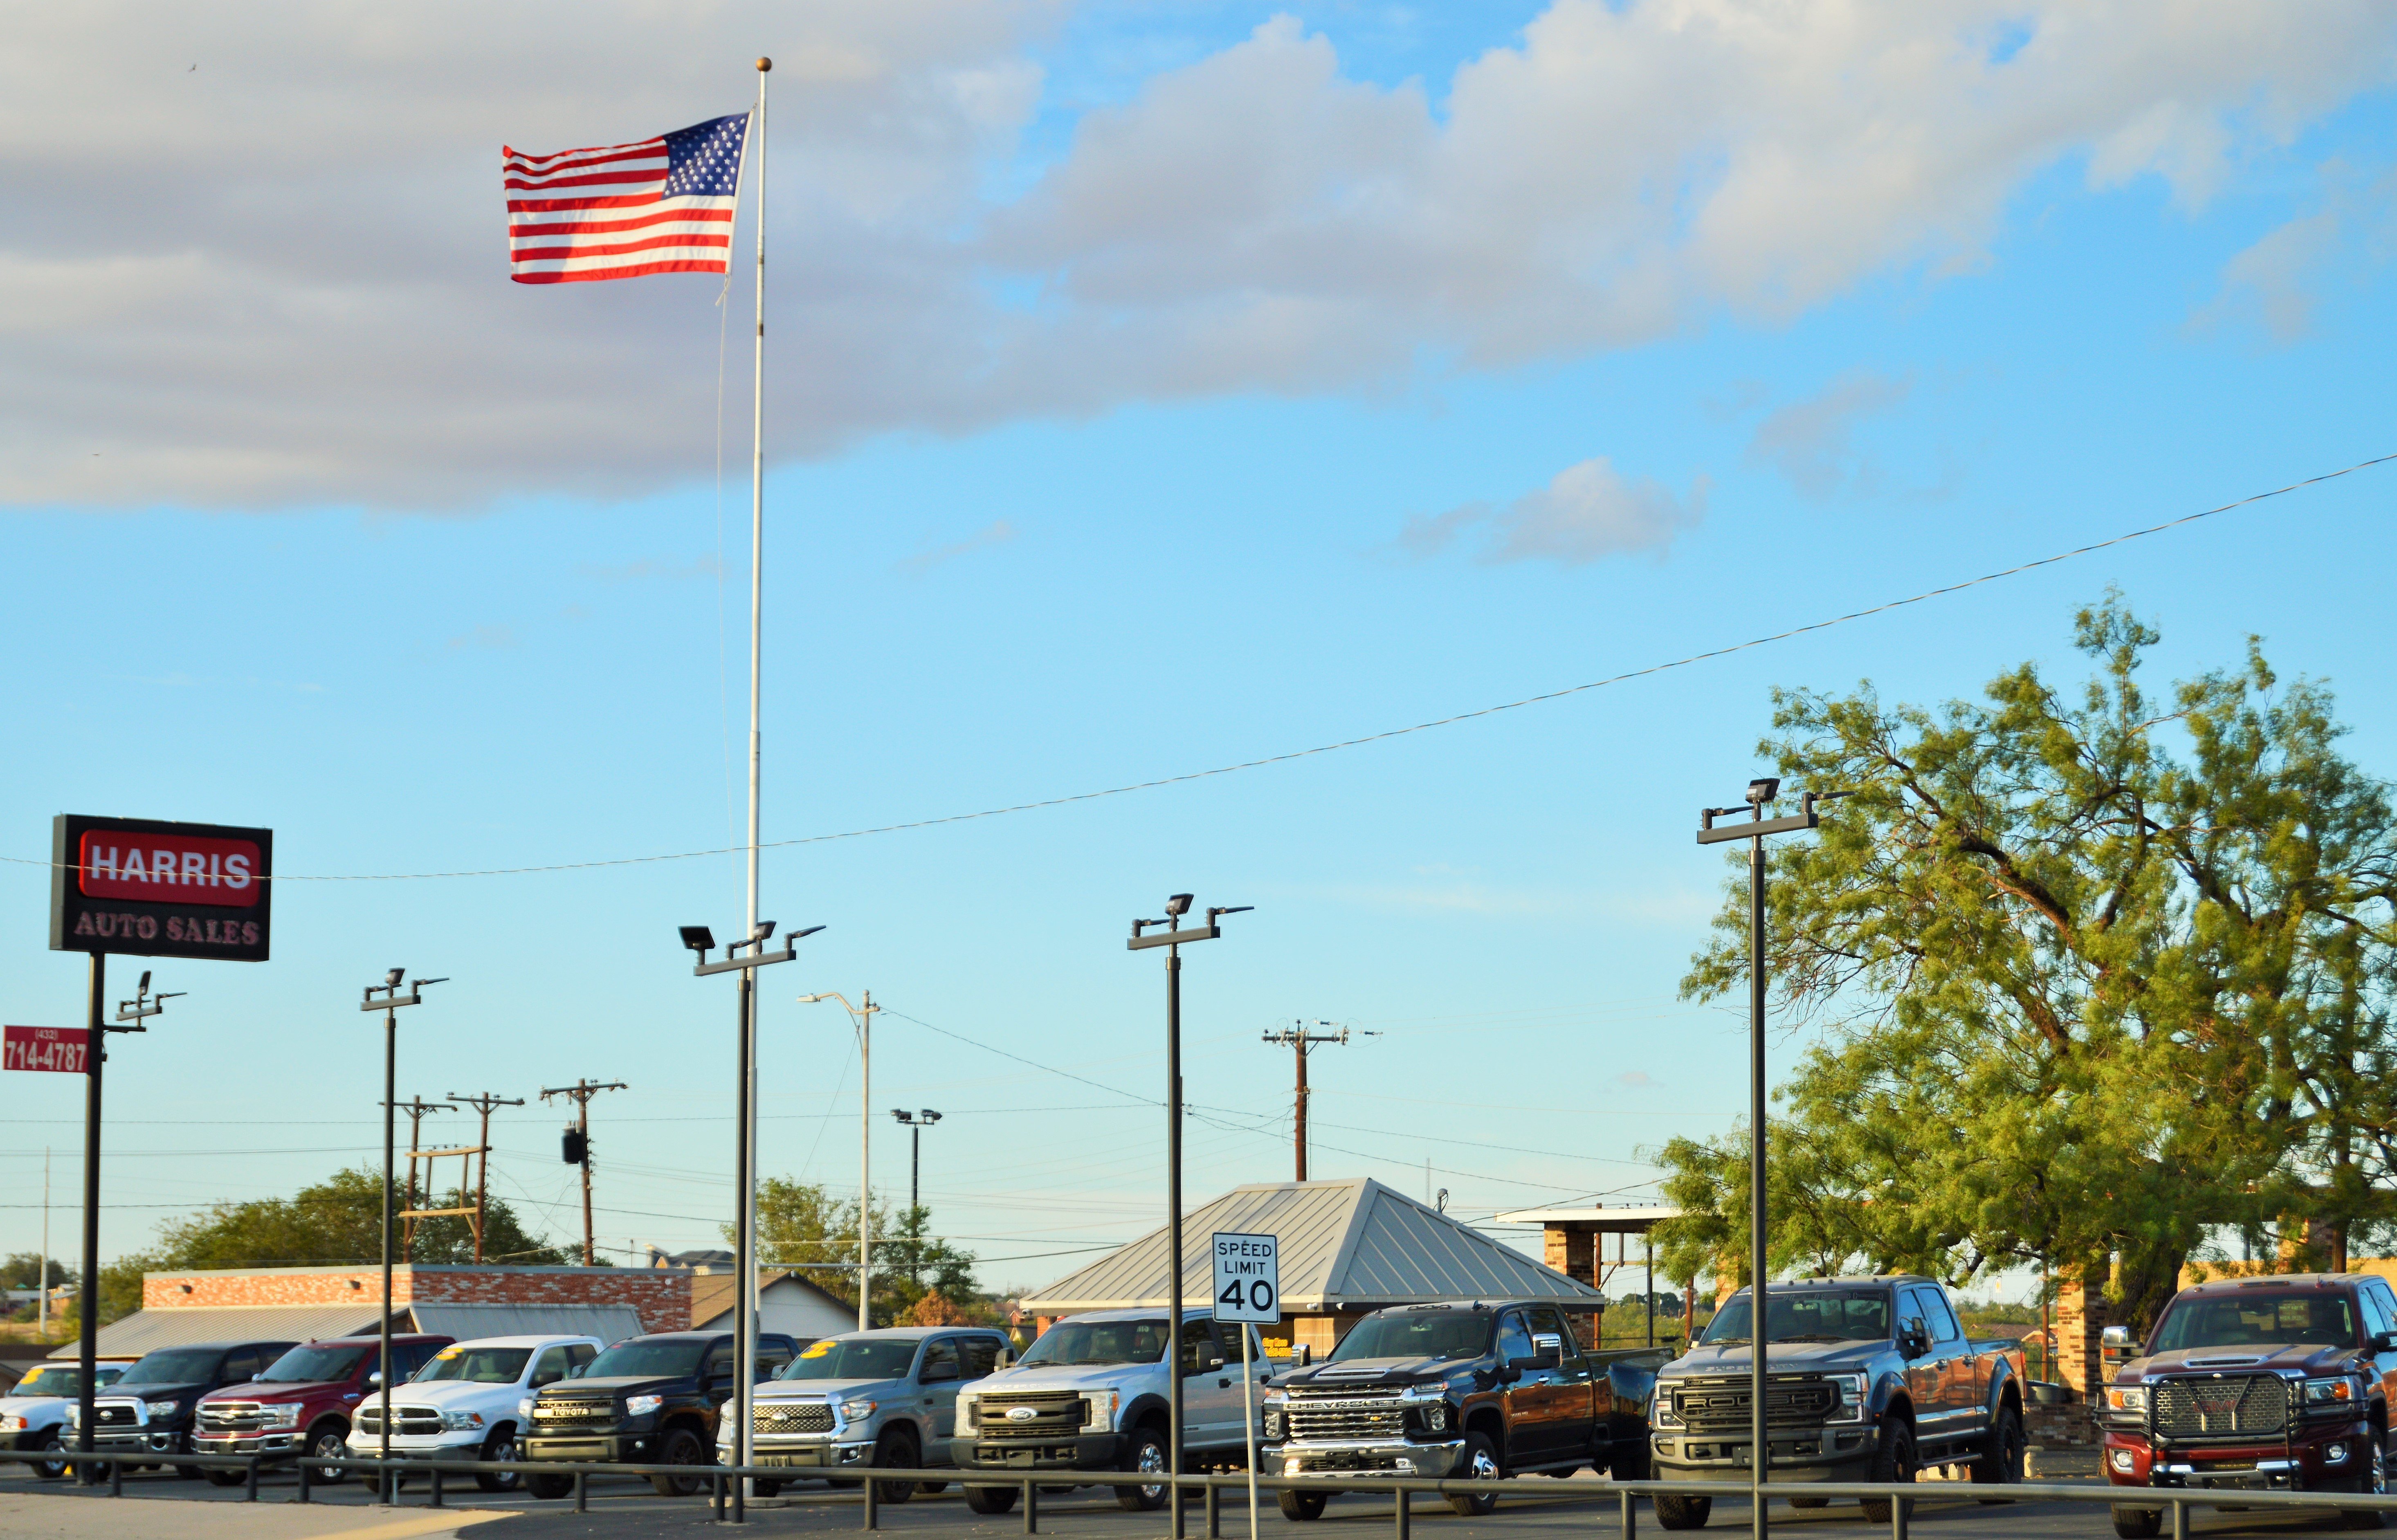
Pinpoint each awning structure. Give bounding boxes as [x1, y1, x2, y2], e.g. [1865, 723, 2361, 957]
[54, 1304, 383, 1358]
[1022, 1177, 1604, 1315]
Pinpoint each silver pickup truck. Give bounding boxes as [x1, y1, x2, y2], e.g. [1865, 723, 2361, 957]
[723, 1327, 1014, 1500]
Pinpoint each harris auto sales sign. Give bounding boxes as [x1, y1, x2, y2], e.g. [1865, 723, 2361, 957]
[49, 814, 272, 962]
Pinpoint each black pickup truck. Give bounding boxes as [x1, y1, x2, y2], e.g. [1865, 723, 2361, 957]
[521, 1330, 796, 1497]
[1262, 1300, 1666, 1518]
[1649, 1275, 2028, 1528]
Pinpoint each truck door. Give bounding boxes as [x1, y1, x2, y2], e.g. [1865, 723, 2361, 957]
[1920, 1287, 1981, 1443]
[917, 1338, 964, 1441]
[1896, 1287, 1954, 1441]
[1525, 1307, 1599, 1463]
[1178, 1320, 1240, 1450]
[2358, 1282, 2397, 1428]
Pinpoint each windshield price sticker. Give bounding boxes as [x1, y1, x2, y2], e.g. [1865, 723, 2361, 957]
[4, 1025, 89, 1075]
[1212, 1231, 1280, 1323]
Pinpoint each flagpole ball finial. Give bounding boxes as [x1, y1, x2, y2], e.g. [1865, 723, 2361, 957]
[756, 57, 771, 72]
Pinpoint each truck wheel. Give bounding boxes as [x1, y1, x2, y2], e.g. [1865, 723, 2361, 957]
[1116, 1425, 1169, 1511]
[1654, 1493, 1712, 1529]
[917, 1480, 950, 1495]
[2344, 1426, 2389, 1528]
[528, 1472, 575, 1500]
[1278, 1489, 1328, 1520]
[1972, 1403, 2025, 1502]
[1787, 1497, 1828, 1509]
[176, 1464, 206, 1481]
[2111, 1505, 2163, 1538]
[965, 1484, 1020, 1514]
[475, 1427, 522, 1493]
[306, 1423, 350, 1485]
[1858, 1415, 1916, 1524]
[35, 1432, 68, 1480]
[204, 1467, 245, 1486]
[754, 1479, 784, 1497]
[873, 1429, 920, 1504]
[1448, 1432, 1502, 1517]
[649, 1425, 711, 1496]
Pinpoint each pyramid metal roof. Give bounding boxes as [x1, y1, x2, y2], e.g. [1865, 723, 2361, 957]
[1020, 1177, 1604, 1314]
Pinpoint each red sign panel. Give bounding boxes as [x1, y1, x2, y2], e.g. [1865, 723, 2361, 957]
[78, 831, 263, 908]
[4, 1025, 89, 1075]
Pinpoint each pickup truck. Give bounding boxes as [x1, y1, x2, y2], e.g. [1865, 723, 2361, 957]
[192, 1333, 452, 1484]
[348, 1335, 602, 1493]
[2099, 1271, 2397, 1538]
[67, 1339, 299, 1480]
[1263, 1299, 1666, 1518]
[1649, 1275, 2027, 1529]
[521, 1329, 797, 1498]
[721, 1326, 1014, 1499]
[0, 1361, 128, 1477]
[948, 1307, 1266, 1516]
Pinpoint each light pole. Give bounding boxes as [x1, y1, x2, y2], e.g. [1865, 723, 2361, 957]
[889, 1109, 941, 1224]
[361, 969, 444, 1505]
[685, 920, 814, 1525]
[1696, 780, 1842, 1540]
[1130, 895, 1249, 1540]
[799, 992, 881, 1330]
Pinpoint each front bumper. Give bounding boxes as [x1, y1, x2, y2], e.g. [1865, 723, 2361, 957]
[950, 1433, 1127, 1473]
[2103, 1420, 2369, 1491]
[525, 1431, 677, 1464]
[1651, 1422, 1879, 1484]
[79, 1428, 192, 1457]
[717, 1435, 878, 1471]
[193, 1430, 303, 1457]
[344, 1431, 485, 1459]
[1269, 1439, 1467, 1478]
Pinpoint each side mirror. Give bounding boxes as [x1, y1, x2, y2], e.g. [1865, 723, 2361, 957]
[251, 1373, 264, 1381]
[1899, 1320, 1930, 1358]
[1296, 1345, 1312, 1368]
[2374, 1332, 2397, 1355]
[366, 1371, 383, 1388]
[2101, 1325, 2141, 1354]
[1531, 1334, 1565, 1370]
[569, 1363, 586, 1378]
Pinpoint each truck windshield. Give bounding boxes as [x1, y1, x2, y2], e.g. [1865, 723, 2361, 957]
[582, 1339, 710, 1379]
[2149, 1294, 2358, 1352]
[782, 1338, 923, 1380]
[413, 1347, 533, 1384]
[1019, 1320, 1168, 1366]
[1328, 1313, 1492, 1363]
[122, 1348, 225, 1385]
[262, 1345, 368, 1383]
[1703, 1291, 1892, 1345]
[14, 1365, 121, 1396]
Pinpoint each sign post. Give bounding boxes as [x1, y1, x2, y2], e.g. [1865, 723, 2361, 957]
[1213, 1231, 1280, 1540]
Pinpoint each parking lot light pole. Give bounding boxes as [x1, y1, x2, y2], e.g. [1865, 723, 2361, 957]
[686, 922, 815, 1525]
[890, 1109, 941, 1226]
[1696, 782, 1843, 1540]
[799, 991, 882, 1330]
[361, 970, 444, 1505]
[1130, 896, 1250, 1540]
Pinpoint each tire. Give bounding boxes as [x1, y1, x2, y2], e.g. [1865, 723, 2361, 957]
[964, 1484, 1020, 1514]
[204, 1467, 245, 1486]
[475, 1427, 522, 1493]
[754, 1479, 784, 1497]
[649, 1425, 711, 1497]
[1115, 1424, 1169, 1511]
[1611, 1441, 1652, 1482]
[306, 1423, 350, 1484]
[2345, 1426, 2390, 1528]
[1279, 1488, 1328, 1521]
[1654, 1492, 1713, 1529]
[874, 1429, 920, 1504]
[527, 1472, 575, 1500]
[917, 1480, 950, 1495]
[35, 1432, 68, 1480]
[1858, 1414, 1917, 1524]
[2112, 1505, 2164, 1538]
[1449, 1431, 1503, 1517]
[1787, 1497, 1829, 1508]
[176, 1464, 206, 1481]
[1972, 1403, 2026, 1503]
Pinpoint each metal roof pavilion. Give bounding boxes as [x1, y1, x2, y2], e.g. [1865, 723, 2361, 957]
[1021, 1177, 1604, 1315]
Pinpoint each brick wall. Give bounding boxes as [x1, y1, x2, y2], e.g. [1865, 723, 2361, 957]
[2053, 1268, 2108, 1399]
[142, 1265, 692, 1335]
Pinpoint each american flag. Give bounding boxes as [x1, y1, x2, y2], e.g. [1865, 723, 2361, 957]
[504, 113, 749, 284]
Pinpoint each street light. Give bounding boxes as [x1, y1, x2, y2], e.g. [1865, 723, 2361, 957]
[889, 1109, 941, 1220]
[1697, 782, 1844, 1540]
[686, 919, 816, 1525]
[361, 970, 445, 1505]
[799, 992, 881, 1331]
[1129, 896, 1249, 1538]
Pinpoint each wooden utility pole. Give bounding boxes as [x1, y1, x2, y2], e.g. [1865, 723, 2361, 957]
[541, 1079, 627, 1266]
[1259, 1021, 1372, 1181]
[447, 1092, 524, 1262]
[389, 1097, 454, 1259]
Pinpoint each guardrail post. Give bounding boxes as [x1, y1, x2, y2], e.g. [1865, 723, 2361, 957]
[245, 1456, 260, 1502]
[1620, 1486, 1637, 1540]
[1023, 1477, 1039, 1534]
[1207, 1475, 1222, 1538]
[865, 1467, 881, 1531]
[109, 1454, 121, 1497]
[297, 1454, 312, 1502]
[1394, 1482, 1411, 1540]
[430, 1464, 444, 1508]
[574, 1467, 588, 1513]
[2170, 1496, 2187, 1540]
[1889, 1486, 1907, 1540]
[714, 1470, 726, 1522]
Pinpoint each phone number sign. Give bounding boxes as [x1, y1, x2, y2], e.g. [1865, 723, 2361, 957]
[4, 1025, 89, 1075]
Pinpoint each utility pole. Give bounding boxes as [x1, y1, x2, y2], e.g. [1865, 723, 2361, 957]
[447, 1092, 524, 1263]
[541, 1079, 627, 1267]
[1260, 1021, 1373, 1182]
[388, 1097, 454, 1259]
[40, 1148, 49, 1340]
[799, 991, 881, 1331]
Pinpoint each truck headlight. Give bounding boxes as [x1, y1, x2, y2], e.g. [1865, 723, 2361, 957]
[0, 1415, 25, 1432]
[625, 1394, 665, 1418]
[1824, 1374, 1868, 1424]
[1263, 1408, 1285, 1441]
[1083, 1391, 1119, 1432]
[63, 1407, 79, 1428]
[2106, 1385, 2147, 1414]
[1652, 1385, 1684, 1429]
[443, 1410, 487, 1432]
[840, 1399, 878, 1423]
[959, 1397, 979, 1430]
[2304, 1378, 2357, 1406]
[145, 1400, 182, 1419]
[261, 1404, 301, 1429]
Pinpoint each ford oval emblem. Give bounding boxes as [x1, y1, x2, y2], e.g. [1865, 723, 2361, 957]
[1005, 1406, 1039, 1421]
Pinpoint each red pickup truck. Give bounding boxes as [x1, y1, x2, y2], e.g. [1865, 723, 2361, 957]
[192, 1335, 451, 1482]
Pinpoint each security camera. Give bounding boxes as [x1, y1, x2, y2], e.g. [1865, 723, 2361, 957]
[1164, 894, 1193, 918]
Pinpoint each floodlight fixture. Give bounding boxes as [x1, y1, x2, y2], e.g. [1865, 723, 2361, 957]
[921, 1109, 941, 1125]
[679, 925, 715, 955]
[753, 920, 776, 943]
[1746, 777, 1781, 805]
[137, 970, 151, 993]
[385, 967, 405, 987]
[1164, 893, 1193, 918]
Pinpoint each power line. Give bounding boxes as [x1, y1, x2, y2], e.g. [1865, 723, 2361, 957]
[5, 450, 2381, 886]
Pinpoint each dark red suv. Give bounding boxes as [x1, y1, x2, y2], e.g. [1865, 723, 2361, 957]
[192, 1335, 451, 1482]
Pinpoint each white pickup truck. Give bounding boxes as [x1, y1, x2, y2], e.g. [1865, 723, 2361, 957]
[347, 1335, 602, 1492]
[2, 1361, 130, 1478]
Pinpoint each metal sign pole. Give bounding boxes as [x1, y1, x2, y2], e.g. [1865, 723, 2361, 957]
[1242, 1325, 1259, 1540]
[75, 952, 101, 1482]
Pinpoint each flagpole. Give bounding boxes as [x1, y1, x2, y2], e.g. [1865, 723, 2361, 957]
[735, 53, 769, 1521]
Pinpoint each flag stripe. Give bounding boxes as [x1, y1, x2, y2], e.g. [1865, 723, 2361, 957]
[503, 114, 747, 284]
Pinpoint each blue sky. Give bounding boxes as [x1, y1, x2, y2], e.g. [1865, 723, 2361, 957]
[2, 1, 2394, 1298]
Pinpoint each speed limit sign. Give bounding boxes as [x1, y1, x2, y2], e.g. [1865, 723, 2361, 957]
[1211, 1231, 1279, 1323]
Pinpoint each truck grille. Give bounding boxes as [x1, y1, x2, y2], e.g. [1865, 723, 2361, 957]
[1286, 1403, 1409, 1441]
[2152, 1377, 2288, 1440]
[199, 1403, 264, 1433]
[756, 1402, 835, 1434]
[95, 1402, 140, 1428]
[974, 1390, 1085, 1441]
[355, 1406, 445, 1438]
[532, 1398, 616, 1428]
[1671, 1378, 1836, 1429]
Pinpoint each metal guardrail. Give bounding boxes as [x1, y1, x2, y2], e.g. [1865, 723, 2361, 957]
[10, 1445, 2397, 1537]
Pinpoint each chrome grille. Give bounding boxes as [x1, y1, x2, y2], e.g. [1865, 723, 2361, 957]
[198, 1402, 264, 1432]
[532, 1398, 615, 1428]
[1287, 1403, 1408, 1441]
[356, 1406, 444, 1437]
[1671, 1378, 1837, 1429]
[756, 1401, 834, 1434]
[95, 1402, 139, 1428]
[2152, 1376, 2289, 1440]
[975, 1390, 1084, 1441]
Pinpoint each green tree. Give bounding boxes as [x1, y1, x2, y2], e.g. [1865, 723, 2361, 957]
[1, 1252, 77, 1293]
[1660, 595, 2397, 1332]
[741, 1178, 980, 1327]
[151, 1166, 570, 1268]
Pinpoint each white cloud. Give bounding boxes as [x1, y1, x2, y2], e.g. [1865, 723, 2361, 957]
[1745, 371, 1914, 498]
[3, 0, 2391, 510]
[1403, 458, 1705, 566]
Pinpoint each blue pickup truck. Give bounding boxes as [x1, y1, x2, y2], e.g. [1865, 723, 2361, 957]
[1649, 1275, 2028, 1527]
